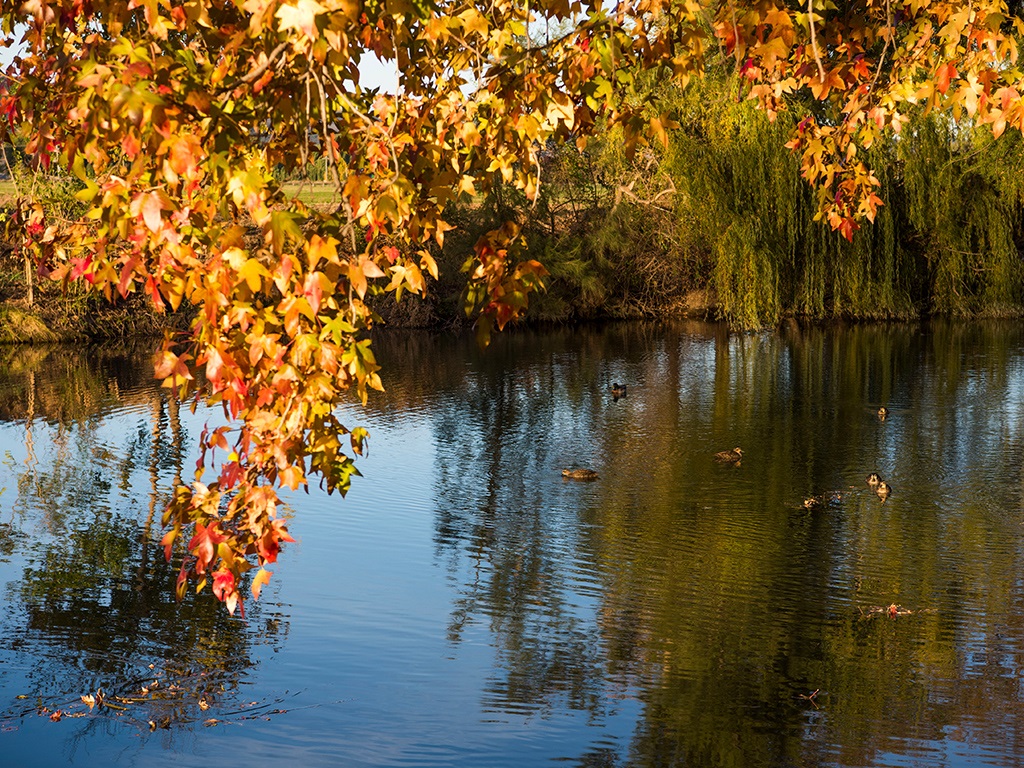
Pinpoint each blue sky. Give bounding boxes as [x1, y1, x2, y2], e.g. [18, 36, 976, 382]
[1, 24, 396, 91]
[1, 26, 24, 70]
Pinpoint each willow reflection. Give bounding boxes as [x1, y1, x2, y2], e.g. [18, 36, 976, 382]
[372, 320, 1024, 767]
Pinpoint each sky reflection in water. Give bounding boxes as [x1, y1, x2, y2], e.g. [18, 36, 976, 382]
[0, 321, 1023, 767]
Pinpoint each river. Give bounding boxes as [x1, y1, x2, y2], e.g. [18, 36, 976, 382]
[1, 320, 1023, 767]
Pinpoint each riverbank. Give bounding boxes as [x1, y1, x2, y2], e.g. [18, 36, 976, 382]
[0, 229, 720, 342]
[0, 245, 193, 343]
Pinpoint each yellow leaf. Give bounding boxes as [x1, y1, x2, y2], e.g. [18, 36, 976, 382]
[308, 234, 338, 270]
[434, 219, 454, 248]
[238, 258, 268, 293]
[458, 175, 477, 197]
[458, 7, 489, 37]
[545, 93, 575, 129]
[349, 260, 367, 298]
[164, 273, 186, 311]
[651, 116, 668, 149]
[420, 251, 438, 280]
[251, 567, 272, 600]
[275, 0, 325, 39]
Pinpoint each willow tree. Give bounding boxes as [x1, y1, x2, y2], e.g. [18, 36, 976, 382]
[2, 0, 1023, 612]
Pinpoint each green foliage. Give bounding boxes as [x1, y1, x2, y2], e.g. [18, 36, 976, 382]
[901, 119, 1024, 316]
[530, 72, 1024, 329]
[428, 70, 1024, 329]
[660, 73, 913, 327]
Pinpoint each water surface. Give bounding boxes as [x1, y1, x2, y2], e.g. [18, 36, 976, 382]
[1, 320, 1023, 767]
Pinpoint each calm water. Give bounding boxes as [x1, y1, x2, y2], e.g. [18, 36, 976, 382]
[1, 320, 1024, 767]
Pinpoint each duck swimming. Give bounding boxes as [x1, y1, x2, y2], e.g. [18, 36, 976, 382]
[611, 383, 627, 400]
[866, 472, 881, 487]
[877, 406, 889, 420]
[714, 447, 743, 463]
[562, 468, 599, 481]
[875, 481, 891, 501]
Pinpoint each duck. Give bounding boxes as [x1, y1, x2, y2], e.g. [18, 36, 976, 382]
[875, 481, 891, 501]
[877, 406, 889, 420]
[611, 383, 627, 400]
[866, 472, 881, 487]
[562, 468, 599, 481]
[714, 447, 743, 463]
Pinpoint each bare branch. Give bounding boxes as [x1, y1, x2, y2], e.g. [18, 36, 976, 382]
[223, 41, 290, 91]
[870, 0, 893, 95]
[808, 0, 826, 84]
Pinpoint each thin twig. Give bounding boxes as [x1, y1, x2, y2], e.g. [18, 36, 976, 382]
[870, 0, 893, 95]
[222, 42, 290, 91]
[808, 0, 826, 83]
[308, 66, 343, 191]
[731, 3, 740, 60]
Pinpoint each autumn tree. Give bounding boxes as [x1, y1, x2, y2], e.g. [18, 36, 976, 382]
[2, 0, 1023, 612]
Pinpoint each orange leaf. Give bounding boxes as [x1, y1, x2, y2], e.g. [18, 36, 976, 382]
[308, 234, 338, 270]
[348, 260, 367, 298]
[140, 192, 164, 233]
[936, 63, 956, 95]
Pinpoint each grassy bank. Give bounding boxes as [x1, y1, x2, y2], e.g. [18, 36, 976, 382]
[0, 244, 194, 343]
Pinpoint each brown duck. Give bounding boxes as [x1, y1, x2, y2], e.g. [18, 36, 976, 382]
[714, 447, 743, 464]
[562, 468, 599, 481]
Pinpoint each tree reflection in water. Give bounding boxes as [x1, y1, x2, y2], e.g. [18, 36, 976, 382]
[0, 343, 286, 743]
[3, 324, 1024, 767]
[371, 320, 1024, 768]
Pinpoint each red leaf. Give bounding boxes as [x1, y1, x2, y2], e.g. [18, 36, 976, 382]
[122, 132, 141, 159]
[257, 519, 295, 564]
[187, 522, 226, 574]
[936, 63, 957, 95]
[212, 568, 239, 614]
[838, 217, 858, 242]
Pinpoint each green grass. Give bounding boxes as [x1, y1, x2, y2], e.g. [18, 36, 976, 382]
[0, 178, 341, 207]
[282, 181, 341, 208]
[0, 305, 59, 342]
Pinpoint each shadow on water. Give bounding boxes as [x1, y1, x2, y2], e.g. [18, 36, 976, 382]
[0, 342, 287, 757]
[369, 319, 1024, 767]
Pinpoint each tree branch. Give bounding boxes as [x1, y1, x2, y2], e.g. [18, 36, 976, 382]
[808, 0, 826, 83]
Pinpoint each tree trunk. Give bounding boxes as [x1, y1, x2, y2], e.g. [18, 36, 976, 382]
[23, 251, 33, 306]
